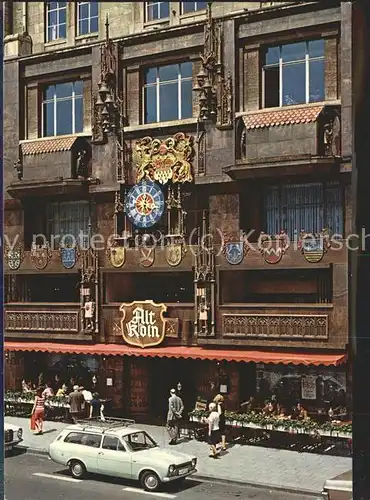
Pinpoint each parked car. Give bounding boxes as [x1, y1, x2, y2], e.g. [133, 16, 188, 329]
[49, 417, 197, 492]
[4, 422, 23, 452]
[321, 469, 352, 500]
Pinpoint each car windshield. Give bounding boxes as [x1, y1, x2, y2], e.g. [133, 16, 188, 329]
[123, 431, 158, 451]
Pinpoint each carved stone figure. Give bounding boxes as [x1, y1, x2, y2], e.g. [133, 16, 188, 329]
[14, 159, 23, 180]
[76, 149, 88, 179]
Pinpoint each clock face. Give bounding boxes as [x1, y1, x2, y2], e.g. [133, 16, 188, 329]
[125, 180, 165, 229]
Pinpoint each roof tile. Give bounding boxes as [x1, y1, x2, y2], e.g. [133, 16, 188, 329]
[242, 105, 324, 130]
[20, 136, 78, 155]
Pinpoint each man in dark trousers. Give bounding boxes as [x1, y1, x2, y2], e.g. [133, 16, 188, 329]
[68, 385, 85, 423]
[166, 388, 184, 445]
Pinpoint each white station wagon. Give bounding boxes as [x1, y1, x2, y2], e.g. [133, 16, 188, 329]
[49, 418, 197, 492]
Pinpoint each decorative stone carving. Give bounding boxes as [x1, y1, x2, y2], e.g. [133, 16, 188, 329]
[133, 133, 194, 185]
[76, 149, 89, 179]
[13, 158, 23, 180]
[322, 108, 341, 157]
[5, 310, 79, 332]
[223, 314, 329, 339]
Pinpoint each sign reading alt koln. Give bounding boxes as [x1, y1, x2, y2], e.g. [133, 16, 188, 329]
[119, 300, 167, 348]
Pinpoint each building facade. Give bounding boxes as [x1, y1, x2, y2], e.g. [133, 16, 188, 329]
[4, 1, 352, 421]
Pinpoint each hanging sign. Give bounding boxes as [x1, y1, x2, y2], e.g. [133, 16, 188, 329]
[120, 300, 167, 348]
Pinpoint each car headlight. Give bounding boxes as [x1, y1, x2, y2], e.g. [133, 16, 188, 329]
[168, 465, 176, 476]
[191, 458, 197, 468]
[17, 429, 23, 439]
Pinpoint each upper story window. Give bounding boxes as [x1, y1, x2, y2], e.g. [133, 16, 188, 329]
[77, 1, 99, 36]
[145, 1, 169, 22]
[46, 2, 67, 42]
[263, 40, 325, 108]
[264, 182, 343, 239]
[181, 1, 207, 14]
[143, 62, 193, 123]
[47, 200, 90, 244]
[42, 81, 83, 137]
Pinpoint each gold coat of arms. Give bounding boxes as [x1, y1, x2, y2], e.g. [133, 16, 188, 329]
[4, 243, 24, 270]
[133, 133, 194, 185]
[120, 300, 167, 348]
[107, 246, 126, 268]
[165, 244, 183, 267]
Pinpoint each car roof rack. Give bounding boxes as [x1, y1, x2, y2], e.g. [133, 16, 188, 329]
[75, 417, 136, 433]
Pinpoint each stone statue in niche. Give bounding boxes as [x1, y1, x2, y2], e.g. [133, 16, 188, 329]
[83, 293, 95, 331]
[324, 114, 341, 157]
[14, 159, 23, 180]
[76, 150, 89, 179]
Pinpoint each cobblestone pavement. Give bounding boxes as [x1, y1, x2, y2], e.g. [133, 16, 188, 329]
[5, 416, 351, 494]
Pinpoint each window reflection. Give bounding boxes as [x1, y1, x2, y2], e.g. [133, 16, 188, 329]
[263, 40, 325, 108]
[143, 62, 193, 123]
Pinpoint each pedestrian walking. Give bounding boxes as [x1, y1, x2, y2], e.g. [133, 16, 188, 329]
[68, 385, 85, 423]
[30, 387, 45, 435]
[82, 386, 93, 417]
[207, 402, 220, 458]
[89, 392, 105, 421]
[166, 388, 184, 445]
[214, 394, 227, 451]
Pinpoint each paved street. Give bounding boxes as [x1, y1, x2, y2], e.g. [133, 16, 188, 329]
[5, 416, 351, 494]
[5, 451, 319, 500]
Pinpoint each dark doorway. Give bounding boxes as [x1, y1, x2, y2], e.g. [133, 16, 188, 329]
[239, 362, 257, 405]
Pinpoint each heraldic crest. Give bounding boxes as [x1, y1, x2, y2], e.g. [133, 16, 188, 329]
[133, 132, 194, 185]
[299, 229, 331, 263]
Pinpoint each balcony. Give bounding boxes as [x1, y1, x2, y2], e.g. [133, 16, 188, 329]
[4, 303, 90, 341]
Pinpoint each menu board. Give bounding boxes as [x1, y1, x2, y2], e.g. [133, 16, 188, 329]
[301, 376, 317, 400]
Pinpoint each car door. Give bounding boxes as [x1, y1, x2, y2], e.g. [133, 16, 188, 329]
[97, 435, 132, 479]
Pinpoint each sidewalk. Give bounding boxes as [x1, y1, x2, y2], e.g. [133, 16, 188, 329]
[5, 416, 351, 495]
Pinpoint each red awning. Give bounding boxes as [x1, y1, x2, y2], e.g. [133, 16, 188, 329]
[4, 341, 347, 367]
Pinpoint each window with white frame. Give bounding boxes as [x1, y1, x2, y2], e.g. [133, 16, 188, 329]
[143, 62, 193, 123]
[145, 1, 169, 22]
[46, 2, 67, 42]
[46, 200, 90, 244]
[77, 1, 99, 36]
[181, 1, 207, 14]
[263, 39, 325, 108]
[42, 81, 84, 137]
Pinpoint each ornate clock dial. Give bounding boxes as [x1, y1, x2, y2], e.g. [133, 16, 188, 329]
[125, 180, 165, 228]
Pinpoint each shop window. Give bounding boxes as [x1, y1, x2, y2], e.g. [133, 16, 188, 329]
[24, 275, 81, 302]
[105, 272, 194, 304]
[42, 81, 84, 137]
[263, 182, 344, 239]
[145, 1, 169, 22]
[143, 62, 193, 123]
[77, 1, 99, 36]
[181, 1, 207, 14]
[220, 268, 333, 305]
[46, 200, 90, 245]
[46, 2, 67, 42]
[263, 39, 325, 108]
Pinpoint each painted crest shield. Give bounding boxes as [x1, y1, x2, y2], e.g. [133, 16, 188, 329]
[60, 247, 77, 269]
[120, 300, 167, 348]
[258, 231, 289, 265]
[225, 242, 244, 265]
[5, 245, 23, 270]
[299, 231, 329, 263]
[108, 246, 126, 268]
[165, 244, 183, 267]
[30, 242, 52, 270]
[139, 247, 155, 267]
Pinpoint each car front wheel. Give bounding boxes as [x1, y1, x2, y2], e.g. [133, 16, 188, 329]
[140, 470, 161, 492]
[69, 460, 86, 479]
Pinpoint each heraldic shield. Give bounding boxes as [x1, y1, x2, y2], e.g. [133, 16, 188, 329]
[108, 246, 126, 268]
[60, 247, 77, 269]
[165, 244, 183, 267]
[5, 245, 23, 270]
[120, 300, 167, 348]
[259, 231, 289, 265]
[299, 231, 328, 263]
[30, 242, 52, 270]
[225, 242, 244, 265]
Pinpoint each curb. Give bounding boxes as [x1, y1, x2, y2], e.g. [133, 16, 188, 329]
[21, 445, 320, 496]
